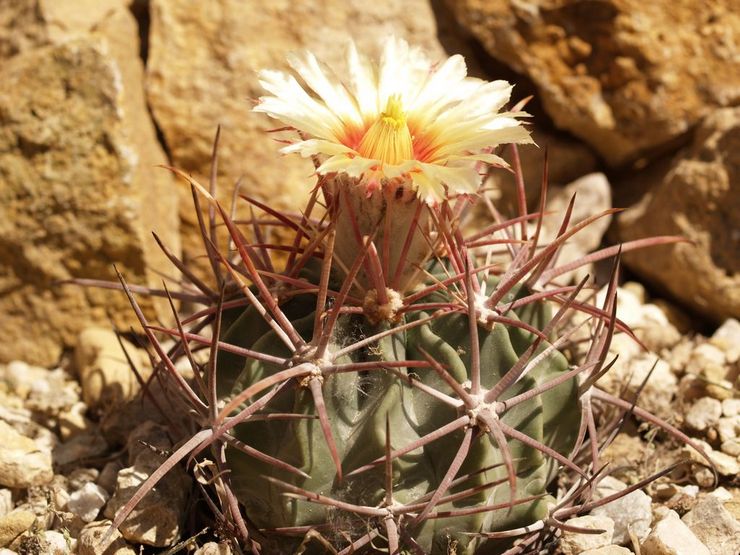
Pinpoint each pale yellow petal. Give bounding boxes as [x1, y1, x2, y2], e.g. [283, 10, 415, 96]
[281, 139, 354, 157]
[286, 51, 363, 128]
[317, 155, 378, 178]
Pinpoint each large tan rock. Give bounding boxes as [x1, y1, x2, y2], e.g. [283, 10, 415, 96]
[0, 1, 179, 366]
[446, 0, 740, 166]
[146, 0, 444, 270]
[616, 107, 740, 322]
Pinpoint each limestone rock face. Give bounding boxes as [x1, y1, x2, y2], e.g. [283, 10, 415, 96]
[146, 0, 444, 269]
[446, 0, 740, 166]
[0, 1, 179, 366]
[616, 107, 740, 322]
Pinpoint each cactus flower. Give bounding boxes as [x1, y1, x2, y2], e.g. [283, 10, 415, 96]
[254, 37, 533, 204]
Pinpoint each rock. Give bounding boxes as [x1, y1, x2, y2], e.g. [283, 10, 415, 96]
[616, 107, 740, 323]
[591, 477, 652, 545]
[74, 328, 151, 409]
[194, 543, 232, 555]
[78, 520, 136, 555]
[597, 341, 677, 418]
[677, 340, 734, 401]
[446, 0, 739, 167]
[97, 462, 123, 496]
[537, 173, 612, 284]
[0, 491, 11, 519]
[146, 0, 443, 277]
[599, 286, 681, 351]
[0, 421, 53, 488]
[0, 2, 179, 366]
[663, 485, 700, 516]
[124, 422, 172, 466]
[717, 415, 740, 443]
[641, 508, 710, 555]
[581, 548, 632, 555]
[1, 362, 79, 418]
[68, 468, 99, 491]
[720, 438, 740, 457]
[684, 397, 722, 432]
[712, 319, 740, 364]
[708, 487, 733, 503]
[0, 511, 35, 549]
[681, 495, 740, 555]
[68, 483, 110, 524]
[722, 398, 740, 417]
[53, 429, 108, 468]
[58, 402, 91, 440]
[559, 515, 614, 554]
[104, 425, 189, 546]
[684, 439, 740, 478]
[41, 530, 72, 555]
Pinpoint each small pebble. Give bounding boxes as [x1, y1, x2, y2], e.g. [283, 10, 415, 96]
[42, 530, 72, 555]
[721, 398, 740, 417]
[77, 520, 136, 555]
[591, 477, 652, 545]
[641, 508, 710, 555]
[0, 421, 53, 488]
[581, 548, 632, 555]
[717, 415, 739, 443]
[682, 495, 740, 555]
[97, 461, 123, 496]
[0, 510, 35, 548]
[0, 491, 11, 519]
[68, 468, 100, 491]
[684, 397, 722, 432]
[711, 318, 740, 363]
[68, 483, 110, 523]
[559, 515, 614, 554]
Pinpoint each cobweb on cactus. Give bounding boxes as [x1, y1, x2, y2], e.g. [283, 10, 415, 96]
[79, 38, 719, 555]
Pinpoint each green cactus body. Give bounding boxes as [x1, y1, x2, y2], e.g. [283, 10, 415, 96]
[218, 270, 580, 554]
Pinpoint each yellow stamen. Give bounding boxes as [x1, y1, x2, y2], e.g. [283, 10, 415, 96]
[357, 96, 413, 165]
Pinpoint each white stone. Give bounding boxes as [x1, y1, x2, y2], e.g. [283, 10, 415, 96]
[684, 397, 722, 431]
[642, 509, 710, 555]
[721, 398, 740, 417]
[0, 491, 11, 519]
[684, 439, 740, 477]
[560, 515, 614, 554]
[591, 477, 652, 545]
[682, 495, 740, 555]
[42, 531, 72, 555]
[720, 438, 740, 456]
[581, 548, 632, 555]
[67, 483, 109, 523]
[708, 487, 733, 502]
[717, 415, 740, 443]
[711, 318, 740, 362]
[686, 343, 726, 374]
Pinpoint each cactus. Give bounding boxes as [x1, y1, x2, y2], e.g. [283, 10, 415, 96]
[101, 37, 716, 555]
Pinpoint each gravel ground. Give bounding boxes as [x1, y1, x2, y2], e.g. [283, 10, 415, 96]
[0, 302, 738, 555]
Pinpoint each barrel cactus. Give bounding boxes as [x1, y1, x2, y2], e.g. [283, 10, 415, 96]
[106, 37, 709, 554]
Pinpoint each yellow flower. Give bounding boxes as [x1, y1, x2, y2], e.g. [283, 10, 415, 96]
[254, 37, 533, 204]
